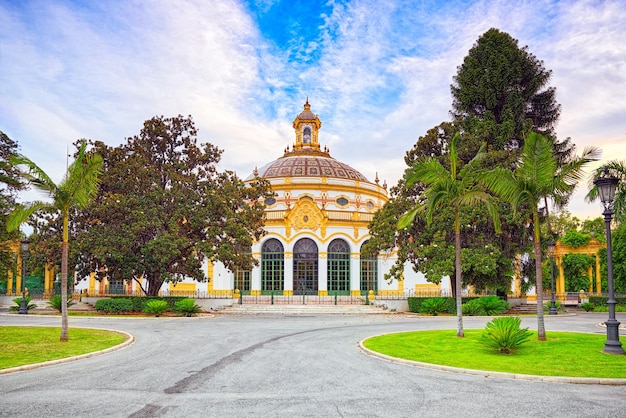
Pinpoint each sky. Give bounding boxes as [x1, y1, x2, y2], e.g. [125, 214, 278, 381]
[1, 0, 625, 222]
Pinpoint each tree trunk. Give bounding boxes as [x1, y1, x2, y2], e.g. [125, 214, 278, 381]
[455, 212, 464, 338]
[60, 210, 69, 342]
[533, 209, 546, 341]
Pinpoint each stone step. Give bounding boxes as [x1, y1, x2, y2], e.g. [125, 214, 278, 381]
[222, 303, 389, 315]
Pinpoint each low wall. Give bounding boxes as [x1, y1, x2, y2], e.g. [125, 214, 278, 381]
[371, 299, 409, 312]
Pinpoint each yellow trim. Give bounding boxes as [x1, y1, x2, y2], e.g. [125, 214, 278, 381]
[350, 290, 361, 296]
[207, 261, 214, 290]
[318, 290, 328, 296]
[283, 290, 293, 296]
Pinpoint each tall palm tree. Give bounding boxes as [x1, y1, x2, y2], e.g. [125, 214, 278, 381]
[7, 140, 102, 342]
[484, 132, 598, 340]
[398, 133, 501, 337]
[587, 160, 626, 223]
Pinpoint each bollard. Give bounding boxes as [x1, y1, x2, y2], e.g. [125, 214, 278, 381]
[334, 292, 338, 305]
[271, 292, 274, 305]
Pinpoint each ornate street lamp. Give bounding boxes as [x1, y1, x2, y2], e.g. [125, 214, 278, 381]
[18, 239, 30, 315]
[546, 237, 558, 315]
[593, 170, 624, 355]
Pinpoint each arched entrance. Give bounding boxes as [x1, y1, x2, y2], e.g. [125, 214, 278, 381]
[360, 240, 378, 295]
[293, 238, 318, 295]
[328, 238, 350, 294]
[261, 239, 284, 294]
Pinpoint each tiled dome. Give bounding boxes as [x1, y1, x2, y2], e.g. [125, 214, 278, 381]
[255, 155, 369, 181]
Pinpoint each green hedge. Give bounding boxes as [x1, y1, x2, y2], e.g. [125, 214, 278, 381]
[95, 296, 187, 313]
[588, 296, 626, 307]
[407, 296, 481, 314]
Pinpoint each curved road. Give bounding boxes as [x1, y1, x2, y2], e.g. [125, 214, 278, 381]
[1, 312, 625, 417]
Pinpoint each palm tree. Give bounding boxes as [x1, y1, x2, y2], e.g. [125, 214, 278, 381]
[398, 133, 501, 337]
[484, 132, 598, 340]
[7, 140, 102, 341]
[586, 160, 626, 223]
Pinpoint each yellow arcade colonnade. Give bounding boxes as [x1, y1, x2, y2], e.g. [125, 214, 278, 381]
[553, 238, 605, 295]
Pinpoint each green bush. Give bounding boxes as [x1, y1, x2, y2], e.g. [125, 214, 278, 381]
[543, 300, 565, 312]
[419, 297, 448, 316]
[481, 317, 532, 354]
[110, 296, 186, 312]
[9, 296, 37, 312]
[143, 300, 169, 316]
[478, 295, 510, 315]
[47, 295, 76, 312]
[580, 302, 594, 312]
[94, 298, 134, 313]
[462, 299, 483, 315]
[174, 299, 202, 317]
[589, 296, 626, 307]
[461, 296, 509, 316]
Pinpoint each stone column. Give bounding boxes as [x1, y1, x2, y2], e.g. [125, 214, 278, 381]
[350, 252, 360, 296]
[283, 252, 293, 296]
[318, 252, 327, 296]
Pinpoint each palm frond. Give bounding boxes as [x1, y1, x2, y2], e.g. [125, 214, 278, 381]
[6, 201, 54, 232]
[9, 153, 57, 196]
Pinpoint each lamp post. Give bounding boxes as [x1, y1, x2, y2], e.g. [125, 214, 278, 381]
[547, 238, 558, 315]
[593, 170, 624, 355]
[18, 239, 30, 315]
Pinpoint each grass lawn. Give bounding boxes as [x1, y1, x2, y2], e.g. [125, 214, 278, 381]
[363, 329, 626, 378]
[0, 326, 129, 370]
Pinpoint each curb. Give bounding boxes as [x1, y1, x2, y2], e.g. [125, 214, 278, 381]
[0, 328, 135, 375]
[357, 338, 626, 386]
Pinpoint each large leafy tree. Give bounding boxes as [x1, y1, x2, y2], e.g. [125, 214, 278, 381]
[0, 131, 24, 289]
[74, 115, 271, 296]
[451, 28, 560, 151]
[7, 140, 103, 342]
[366, 123, 523, 294]
[484, 132, 598, 340]
[398, 132, 501, 338]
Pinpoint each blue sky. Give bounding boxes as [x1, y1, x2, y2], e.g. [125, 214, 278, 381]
[1, 0, 625, 221]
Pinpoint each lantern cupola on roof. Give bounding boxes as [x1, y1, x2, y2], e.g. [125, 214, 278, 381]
[292, 98, 322, 152]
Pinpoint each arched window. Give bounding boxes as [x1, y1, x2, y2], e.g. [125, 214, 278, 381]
[360, 241, 377, 294]
[328, 238, 350, 294]
[303, 126, 311, 144]
[293, 238, 318, 295]
[261, 239, 284, 293]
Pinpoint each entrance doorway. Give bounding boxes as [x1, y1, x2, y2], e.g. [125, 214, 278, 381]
[293, 238, 318, 295]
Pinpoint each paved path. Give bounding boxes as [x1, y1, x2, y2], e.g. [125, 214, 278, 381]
[1, 312, 625, 417]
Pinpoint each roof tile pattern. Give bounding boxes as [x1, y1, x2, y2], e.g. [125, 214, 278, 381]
[259, 155, 368, 181]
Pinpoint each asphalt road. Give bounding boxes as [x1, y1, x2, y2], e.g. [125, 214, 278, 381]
[1, 312, 625, 418]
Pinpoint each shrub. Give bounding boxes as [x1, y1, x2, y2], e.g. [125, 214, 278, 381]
[543, 300, 565, 312]
[47, 295, 76, 312]
[10, 296, 37, 312]
[481, 317, 532, 354]
[419, 297, 448, 316]
[143, 300, 169, 316]
[94, 298, 134, 313]
[580, 302, 594, 312]
[462, 299, 483, 315]
[174, 298, 202, 317]
[479, 295, 510, 315]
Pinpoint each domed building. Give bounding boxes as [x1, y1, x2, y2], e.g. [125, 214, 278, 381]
[205, 100, 415, 297]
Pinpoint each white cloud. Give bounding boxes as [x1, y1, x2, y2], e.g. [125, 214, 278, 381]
[1, 0, 625, 222]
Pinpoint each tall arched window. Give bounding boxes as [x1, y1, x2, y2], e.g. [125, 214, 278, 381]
[293, 238, 318, 295]
[261, 239, 284, 293]
[360, 241, 377, 294]
[328, 238, 350, 294]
